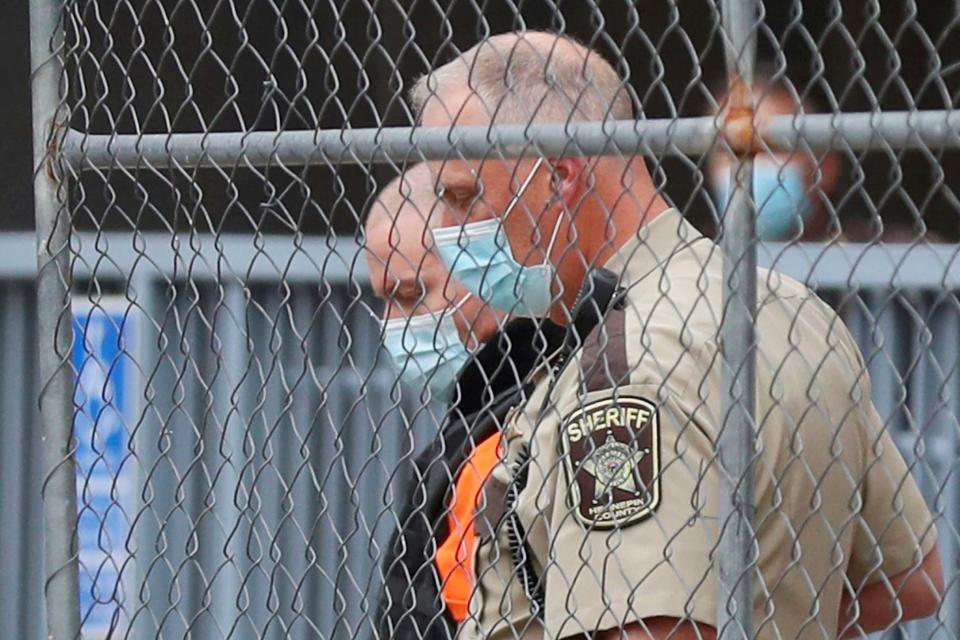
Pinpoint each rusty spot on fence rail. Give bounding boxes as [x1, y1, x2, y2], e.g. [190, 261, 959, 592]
[45, 118, 66, 183]
[722, 75, 759, 156]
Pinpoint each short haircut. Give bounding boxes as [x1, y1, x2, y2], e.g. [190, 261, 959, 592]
[409, 31, 633, 124]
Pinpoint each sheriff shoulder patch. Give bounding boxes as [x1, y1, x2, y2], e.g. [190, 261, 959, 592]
[560, 396, 660, 529]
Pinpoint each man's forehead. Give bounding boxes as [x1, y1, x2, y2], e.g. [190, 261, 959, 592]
[432, 156, 538, 189]
[420, 89, 539, 182]
[368, 207, 433, 253]
[366, 175, 447, 276]
[368, 171, 442, 225]
[376, 187, 440, 222]
[383, 166, 436, 203]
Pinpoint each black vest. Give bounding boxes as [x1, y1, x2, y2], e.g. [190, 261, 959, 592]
[375, 270, 623, 639]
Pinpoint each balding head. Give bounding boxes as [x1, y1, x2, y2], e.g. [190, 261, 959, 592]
[410, 31, 632, 125]
[365, 164, 444, 316]
[365, 164, 503, 348]
[413, 32, 668, 325]
[365, 164, 441, 236]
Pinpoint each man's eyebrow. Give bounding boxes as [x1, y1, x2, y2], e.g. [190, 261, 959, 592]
[378, 274, 399, 298]
[381, 274, 425, 300]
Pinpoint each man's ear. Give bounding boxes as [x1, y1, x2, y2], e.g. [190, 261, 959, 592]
[550, 157, 586, 207]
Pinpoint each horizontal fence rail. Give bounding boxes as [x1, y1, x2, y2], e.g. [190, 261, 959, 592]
[3, 232, 960, 288]
[61, 110, 960, 170]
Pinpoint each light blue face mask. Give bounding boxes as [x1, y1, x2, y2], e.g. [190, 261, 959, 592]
[433, 158, 563, 317]
[711, 159, 812, 241]
[382, 300, 471, 401]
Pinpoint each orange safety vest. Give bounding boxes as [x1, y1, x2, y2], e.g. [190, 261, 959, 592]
[434, 432, 503, 622]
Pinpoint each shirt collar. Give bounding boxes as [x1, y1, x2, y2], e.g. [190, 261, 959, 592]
[600, 207, 707, 283]
[527, 329, 568, 385]
[525, 208, 704, 386]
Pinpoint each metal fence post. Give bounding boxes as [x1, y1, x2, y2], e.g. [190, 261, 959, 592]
[26, 4, 960, 638]
[717, 0, 758, 639]
[29, 0, 82, 638]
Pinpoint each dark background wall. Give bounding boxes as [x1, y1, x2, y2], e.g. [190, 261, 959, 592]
[1, 2, 35, 231]
[6, 1, 960, 239]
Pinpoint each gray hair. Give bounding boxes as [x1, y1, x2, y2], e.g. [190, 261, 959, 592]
[409, 32, 633, 124]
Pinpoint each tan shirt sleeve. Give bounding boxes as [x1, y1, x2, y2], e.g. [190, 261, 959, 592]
[846, 397, 938, 587]
[540, 382, 719, 638]
[829, 315, 939, 587]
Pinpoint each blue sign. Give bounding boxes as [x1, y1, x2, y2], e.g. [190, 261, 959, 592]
[72, 299, 135, 637]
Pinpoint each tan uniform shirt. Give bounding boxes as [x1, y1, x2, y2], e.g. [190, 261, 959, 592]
[459, 208, 937, 640]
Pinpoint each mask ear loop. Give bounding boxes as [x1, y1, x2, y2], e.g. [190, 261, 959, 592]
[542, 203, 566, 267]
[501, 156, 565, 268]
[447, 292, 481, 352]
[453, 293, 472, 311]
[526, 198, 567, 316]
[502, 157, 546, 220]
[443, 292, 472, 323]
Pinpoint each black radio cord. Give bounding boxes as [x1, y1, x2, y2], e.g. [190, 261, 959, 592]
[504, 442, 546, 618]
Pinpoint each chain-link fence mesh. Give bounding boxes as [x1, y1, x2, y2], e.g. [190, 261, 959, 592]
[23, 0, 960, 639]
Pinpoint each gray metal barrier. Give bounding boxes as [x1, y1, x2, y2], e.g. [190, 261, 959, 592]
[2, 235, 958, 638]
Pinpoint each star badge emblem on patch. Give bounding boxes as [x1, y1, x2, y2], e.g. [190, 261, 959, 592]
[560, 396, 660, 528]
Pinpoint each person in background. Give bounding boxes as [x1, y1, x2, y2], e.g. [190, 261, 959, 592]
[707, 70, 944, 243]
[365, 163, 567, 639]
[365, 163, 503, 402]
[707, 70, 842, 242]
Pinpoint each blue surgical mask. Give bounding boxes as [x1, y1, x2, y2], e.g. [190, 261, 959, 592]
[382, 299, 471, 400]
[433, 158, 563, 317]
[710, 159, 812, 241]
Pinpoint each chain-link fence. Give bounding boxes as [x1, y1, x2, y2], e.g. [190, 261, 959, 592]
[23, 0, 960, 638]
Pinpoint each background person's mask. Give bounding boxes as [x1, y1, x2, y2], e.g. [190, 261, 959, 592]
[434, 158, 563, 317]
[710, 158, 812, 240]
[382, 298, 471, 400]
